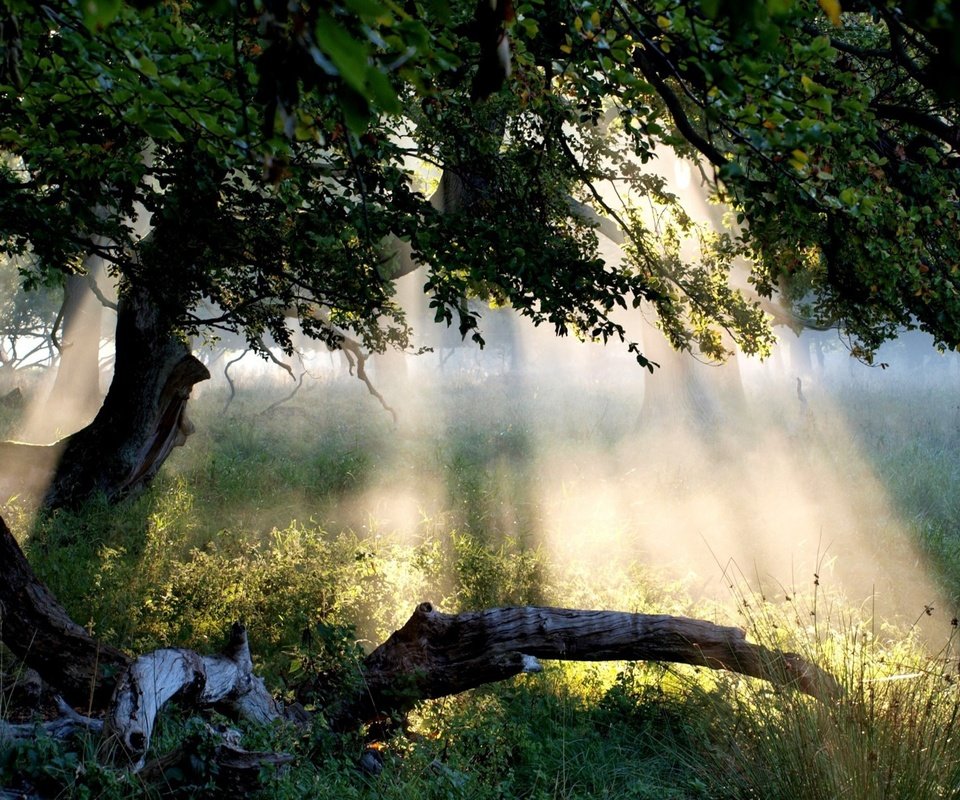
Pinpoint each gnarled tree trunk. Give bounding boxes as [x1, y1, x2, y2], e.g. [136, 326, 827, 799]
[41, 282, 208, 509]
[339, 602, 839, 726]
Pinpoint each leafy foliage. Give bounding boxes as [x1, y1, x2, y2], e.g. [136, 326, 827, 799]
[3, 0, 958, 369]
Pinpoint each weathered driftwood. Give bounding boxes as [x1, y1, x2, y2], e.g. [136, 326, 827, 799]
[104, 623, 283, 768]
[347, 602, 841, 722]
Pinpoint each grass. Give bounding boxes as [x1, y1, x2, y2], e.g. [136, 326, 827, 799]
[3, 357, 960, 798]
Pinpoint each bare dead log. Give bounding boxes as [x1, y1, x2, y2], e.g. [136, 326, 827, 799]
[0, 516, 130, 709]
[341, 603, 841, 725]
[0, 696, 103, 743]
[104, 623, 283, 769]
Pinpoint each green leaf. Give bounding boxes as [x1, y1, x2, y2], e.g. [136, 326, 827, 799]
[338, 88, 371, 133]
[80, 0, 122, 31]
[315, 13, 371, 95]
[839, 187, 858, 206]
[699, 0, 721, 18]
[767, 0, 793, 15]
[138, 57, 158, 78]
[421, 0, 451, 22]
[344, 0, 388, 20]
[365, 67, 401, 114]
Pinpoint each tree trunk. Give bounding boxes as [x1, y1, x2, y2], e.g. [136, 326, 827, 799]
[0, 516, 129, 710]
[42, 283, 209, 510]
[45, 272, 105, 435]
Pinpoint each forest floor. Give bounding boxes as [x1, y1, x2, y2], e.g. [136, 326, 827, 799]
[3, 354, 960, 799]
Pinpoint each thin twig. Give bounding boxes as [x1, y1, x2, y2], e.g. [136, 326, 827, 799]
[222, 350, 249, 413]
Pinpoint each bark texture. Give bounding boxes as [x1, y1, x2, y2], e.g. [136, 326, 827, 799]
[348, 602, 840, 723]
[42, 283, 208, 509]
[0, 516, 130, 709]
[104, 623, 282, 768]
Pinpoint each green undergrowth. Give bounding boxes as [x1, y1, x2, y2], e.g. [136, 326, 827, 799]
[4, 370, 960, 798]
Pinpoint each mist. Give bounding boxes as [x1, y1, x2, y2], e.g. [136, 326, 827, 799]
[177, 302, 959, 646]
[6, 148, 957, 643]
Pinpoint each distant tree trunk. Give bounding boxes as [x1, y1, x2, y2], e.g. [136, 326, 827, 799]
[20, 269, 107, 444]
[41, 283, 209, 510]
[52, 273, 104, 414]
[638, 322, 746, 429]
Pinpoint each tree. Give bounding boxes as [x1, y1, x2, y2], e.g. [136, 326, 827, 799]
[2, 1, 960, 786]
[0, 255, 61, 373]
[0, 0, 958, 503]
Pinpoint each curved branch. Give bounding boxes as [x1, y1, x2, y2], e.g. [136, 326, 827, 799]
[872, 102, 960, 153]
[85, 271, 118, 311]
[629, 45, 728, 169]
[340, 337, 397, 423]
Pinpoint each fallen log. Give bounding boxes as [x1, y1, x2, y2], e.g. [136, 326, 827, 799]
[74, 603, 838, 772]
[341, 602, 841, 724]
[0, 503, 840, 789]
[104, 623, 283, 769]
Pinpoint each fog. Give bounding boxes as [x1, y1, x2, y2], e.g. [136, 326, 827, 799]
[5, 150, 959, 642]
[175, 299, 958, 642]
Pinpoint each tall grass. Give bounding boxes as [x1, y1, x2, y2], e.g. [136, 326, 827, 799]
[665, 569, 960, 799]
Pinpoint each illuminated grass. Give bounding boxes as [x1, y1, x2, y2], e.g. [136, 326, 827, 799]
[5, 369, 960, 798]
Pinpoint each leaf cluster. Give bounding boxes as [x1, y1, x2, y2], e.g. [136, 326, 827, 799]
[2, 0, 960, 364]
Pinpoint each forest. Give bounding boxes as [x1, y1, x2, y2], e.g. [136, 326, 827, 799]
[2, 0, 960, 797]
